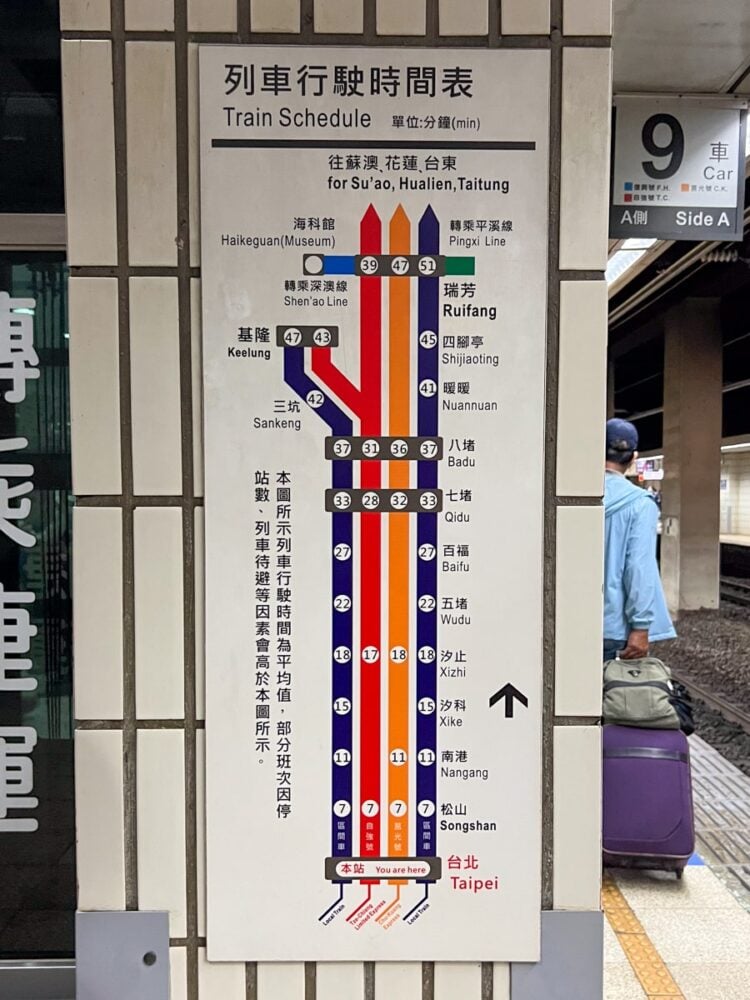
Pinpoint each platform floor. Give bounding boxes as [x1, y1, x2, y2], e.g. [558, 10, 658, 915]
[603, 735, 750, 998]
[720, 533, 750, 548]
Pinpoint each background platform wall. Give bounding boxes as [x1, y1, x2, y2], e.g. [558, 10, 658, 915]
[61, 0, 612, 996]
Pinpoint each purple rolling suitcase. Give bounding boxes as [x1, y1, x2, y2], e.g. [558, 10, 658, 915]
[602, 724, 695, 877]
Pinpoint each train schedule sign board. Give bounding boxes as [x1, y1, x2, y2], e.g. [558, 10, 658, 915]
[200, 45, 548, 962]
[610, 95, 747, 241]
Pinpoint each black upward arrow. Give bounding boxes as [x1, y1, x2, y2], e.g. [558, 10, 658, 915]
[489, 684, 529, 718]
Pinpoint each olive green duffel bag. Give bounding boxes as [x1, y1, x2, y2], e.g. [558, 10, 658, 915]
[602, 657, 681, 729]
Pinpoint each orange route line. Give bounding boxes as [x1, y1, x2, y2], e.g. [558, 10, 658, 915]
[388, 205, 411, 879]
[377, 885, 402, 925]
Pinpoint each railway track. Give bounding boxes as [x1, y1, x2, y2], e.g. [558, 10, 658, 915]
[671, 669, 750, 737]
[720, 576, 750, 607]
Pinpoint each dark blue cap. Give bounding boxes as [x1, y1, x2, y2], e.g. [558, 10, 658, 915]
[606, 418, 638, 460]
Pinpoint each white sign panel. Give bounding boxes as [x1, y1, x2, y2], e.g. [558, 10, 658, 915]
[610, 96, 747, 241]
[200, 45, 549, 962]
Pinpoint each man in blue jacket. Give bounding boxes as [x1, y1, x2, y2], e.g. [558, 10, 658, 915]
[603, 419, 676, 661]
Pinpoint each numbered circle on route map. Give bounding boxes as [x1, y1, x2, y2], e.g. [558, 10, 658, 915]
[390, 491, 408, 511]
[390, 749, 408, 766]
[417, 749, 436, 766]
[418, 646, 436, 663]
[334, 645, 352, 663]
[390, 800, 408, 816]
[420, 492, 439, 511]
[391, 256, 409, 275]
[333, 749, 351, 765]
[418, 595, 436, 613]
[362, 438, 380, 458]
[419, 330, 437, 349]
[306, 389, 325, 409]
[418, 543, 436, 561]
[362, 645, 380, 663]
[417, 800, 436, 817]
[362, 799, 380, 816]
[333, 543, 352, 561]
[332, 439, 352, 458]
[333, 697, 352, 715]
[313, 327, 332, 346]
[417, 697, 436, 715]
[390, 646, 407, 662]
[419, 379, 437, 398]
[362, 491, 380, 510]
[282, 327, 303, 346]
[332, 491, 352, 510]
[333, 800, 352, 817]
[334, 594, 352, 612]
[420, 440, 438, 459]
[360, 256, 379, 275]
[390, 439, 408, 458]
[418, 256, 437, 275]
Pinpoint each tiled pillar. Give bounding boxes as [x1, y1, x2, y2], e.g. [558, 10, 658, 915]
[62, 1, 612, 997]
[661, 298, 723, 613]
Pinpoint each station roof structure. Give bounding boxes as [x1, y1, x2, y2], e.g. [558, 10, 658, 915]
[607, 0, 750, 451]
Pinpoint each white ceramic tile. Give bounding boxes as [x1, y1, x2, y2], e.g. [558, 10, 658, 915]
[316, 964, 364, 999]
[129, 277, 183, 495]
[126, 42, 178, 266]
[196, 729, 206, 935]
[73, 507, 123, 720]
[553, 725, 602, 909]
[125, 0, 174, 30]
[563, 0, 612, 35]
[134, 507, 185, 719]
[377, 0, 426, 35]
[60, 0, 111, 30]
[440, 0, 488, 34]
[314, 0, 363, 32]
[493, 963, 510, 999]
[374, 963, 423, 999]
[194, 507, 205, 720]
[250, 0, 300, 32]
[68, 277, 122, 494]
[191, 278, 204, 496]
[256, 963, 305, 999]
[170, 947, 188, 1000]
[555, 505, 604, 717]
[61, 41, 118, 266]
[188, 45, 200, 268]
[137, 729, 187, 936]
[556, 281, 607, 497]
[188, 0, 237, 31]
[501, 0, 550, 34]
[75, 730, 126, 910]
[198, 947, 245, 998]
[434, 963, 482, 999]
[559, 48, 612, 270]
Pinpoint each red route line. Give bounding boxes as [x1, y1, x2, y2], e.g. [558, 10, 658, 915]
[311, 350, 362, 417]
[359, 205, 382, 873]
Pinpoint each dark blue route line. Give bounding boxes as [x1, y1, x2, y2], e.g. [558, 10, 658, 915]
[402, 884, 430, 922]
[416, 207, 439, 865]
[284, 349, 353, 868]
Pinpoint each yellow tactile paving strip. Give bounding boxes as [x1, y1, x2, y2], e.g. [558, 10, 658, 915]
[602, 874, 686, 998]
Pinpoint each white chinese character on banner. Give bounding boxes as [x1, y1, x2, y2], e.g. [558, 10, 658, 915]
[0, 726, 38, 832]
[0, 586, 36, 692]
[0, 292, 40, 404]
[0, 437, 36, 548]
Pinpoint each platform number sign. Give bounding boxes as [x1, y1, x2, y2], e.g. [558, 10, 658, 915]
[610, 96, 747, 242]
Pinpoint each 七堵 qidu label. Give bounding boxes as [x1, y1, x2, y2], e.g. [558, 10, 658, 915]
[200, 45, 549, 962]
[610, 96, 747, 241]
